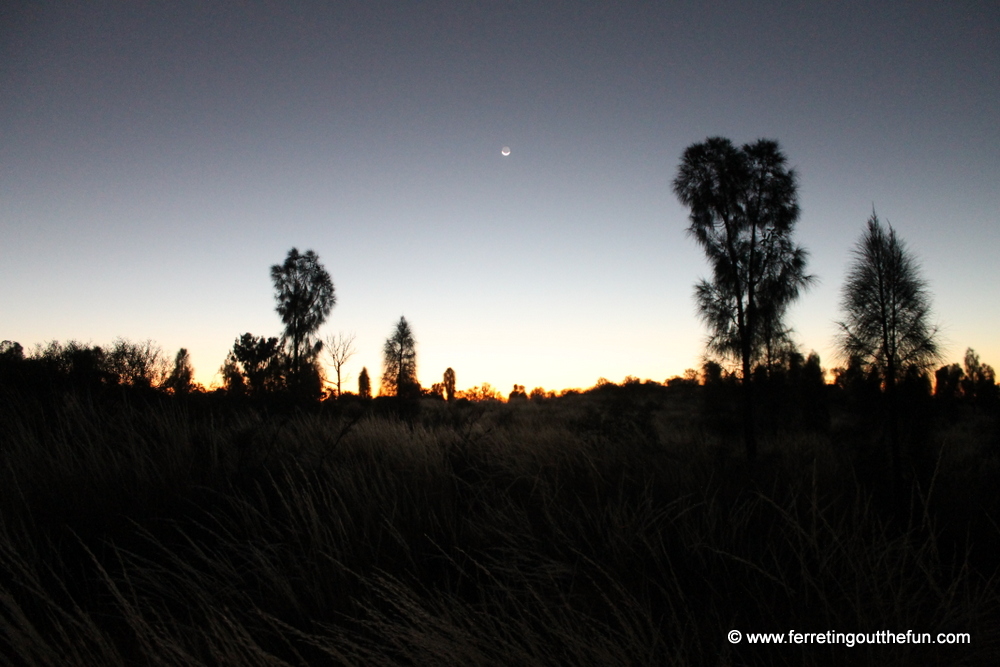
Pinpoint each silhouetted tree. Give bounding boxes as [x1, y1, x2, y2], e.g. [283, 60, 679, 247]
[798, 351, 830, 430]
[962, 348, 997, 411]
[935, 363, 964, 400]
[833, 355, 883, 434]
[325, 332, 356, 398]
[271, 248, 336, 380]
[700, 359, 739, 435]
[509, 384, 527, 401]
[529, 387, 550, 401]
[13, 339, 172, 391]
[0, 340, 23, 362]
[834, 355, 878, 394]
[358, 367, 372, 399]
[163, 348, 195, 394]
[443, 367, 456, 403]
[223, 333, 283, 396]
[0, 341, 25, 389]
[381, 317, 418, 397]
[673, 137, 812, 459]
[106, 338, 167, 388]
[934, 362, 966, 423]
[837, 212, 939, 487]
[48, 341, 115, 388]
[763, 350, 829, 432]
[220, 354, 248, 396]
[462, 383, 503, 402]
[701, 360, 725, 386]
[289, 353, 326, 401]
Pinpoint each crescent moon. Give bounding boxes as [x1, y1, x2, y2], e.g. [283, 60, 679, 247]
[501, 146, 511, 156]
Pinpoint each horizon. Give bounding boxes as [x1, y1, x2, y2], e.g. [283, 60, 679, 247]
[3, 2, 997, 393]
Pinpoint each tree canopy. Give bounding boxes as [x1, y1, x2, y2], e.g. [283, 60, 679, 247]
[270, 248, 336, 374]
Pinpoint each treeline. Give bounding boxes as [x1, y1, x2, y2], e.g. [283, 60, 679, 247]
[0, 338, 192, 395]
[2, 335, 994, 416]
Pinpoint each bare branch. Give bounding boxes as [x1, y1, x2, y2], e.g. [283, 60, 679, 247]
[325, 332, 357, 398]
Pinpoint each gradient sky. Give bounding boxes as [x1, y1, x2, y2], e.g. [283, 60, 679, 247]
[2, 1, 998, 393]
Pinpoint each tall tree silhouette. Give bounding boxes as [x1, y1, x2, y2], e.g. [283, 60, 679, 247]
[270, 248, 336, 379]
[837, 212, 939, 487]
[358, 366, 371, 399]
[163, 348, 195, 394]
[381, 316, 418, 397]
[443, 367, 456, 403]
[673, 137, 811, 459]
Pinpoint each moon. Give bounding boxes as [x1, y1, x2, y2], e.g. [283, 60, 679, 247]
[501, 146, 510, 156]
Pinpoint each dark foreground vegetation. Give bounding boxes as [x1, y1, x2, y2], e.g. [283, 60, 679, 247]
[1, 370, 999, 667]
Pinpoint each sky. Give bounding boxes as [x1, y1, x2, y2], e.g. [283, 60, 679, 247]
[2, 1, 998, 394]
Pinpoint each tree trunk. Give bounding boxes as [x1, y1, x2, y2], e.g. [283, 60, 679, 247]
[742, 351, 757, 460]
[885, 361, 901, 497]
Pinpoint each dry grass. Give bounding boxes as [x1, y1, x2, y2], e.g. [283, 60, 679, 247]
[1, 389, 998, 665]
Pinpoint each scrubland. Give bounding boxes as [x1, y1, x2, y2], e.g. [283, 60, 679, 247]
[1, 386, 998, 666]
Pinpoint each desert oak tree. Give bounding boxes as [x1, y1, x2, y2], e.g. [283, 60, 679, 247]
[836, 212, 939, 485]
[358, 366, 372, 399]
[443, 367, 456, 402]
[270, 248, 336, 376]
[673, 137, 811, 459]
[381, 316, 417, 397]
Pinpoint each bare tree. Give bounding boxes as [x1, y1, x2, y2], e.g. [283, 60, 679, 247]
[837, 212, 939, 486]
[673, 137, 812, 459]
[326, 332, 357, 398]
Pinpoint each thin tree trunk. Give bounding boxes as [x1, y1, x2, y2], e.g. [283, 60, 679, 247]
[743, 264, 758, 461]
[742, 349, 757, 460]
[886, 361, 901, 497]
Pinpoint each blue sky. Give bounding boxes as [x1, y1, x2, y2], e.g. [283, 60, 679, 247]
[2, 1, 997, 393]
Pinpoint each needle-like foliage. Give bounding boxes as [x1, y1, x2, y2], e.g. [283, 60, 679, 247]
[673, 137, 812, 458]
[381, 316, 418, 397]
[837, 213, 939, 379]
[836, 213, 939, 486]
